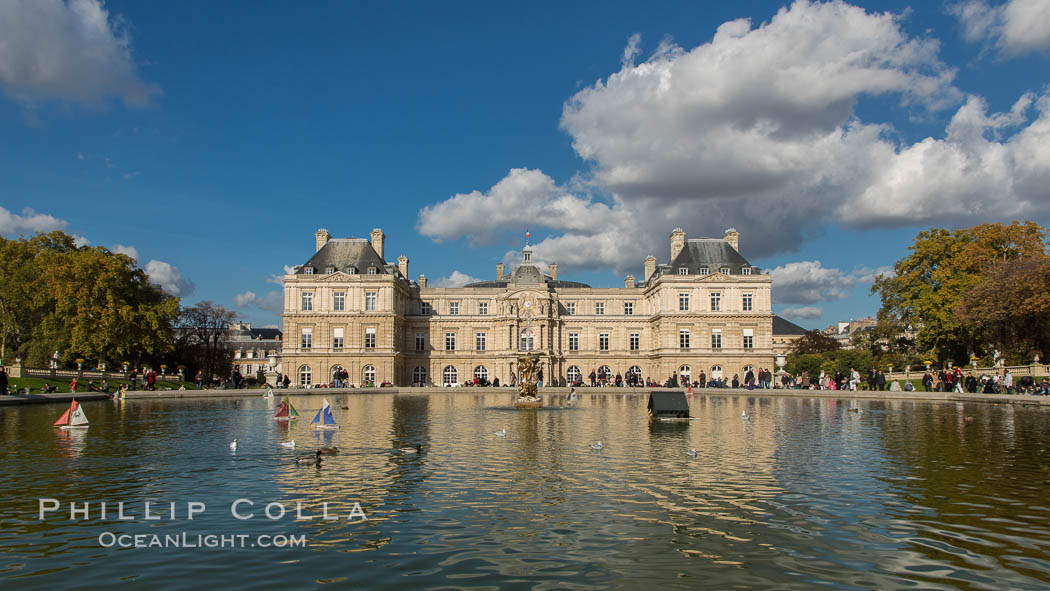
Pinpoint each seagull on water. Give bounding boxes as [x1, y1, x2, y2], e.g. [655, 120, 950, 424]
[280, 440, 295, 449]
[400, 444, 423, 453]
[591, 441, 603, 450]
[494, 428, 507, 438]
[229, 439, 238, 451]
[687, 448, 698, 458]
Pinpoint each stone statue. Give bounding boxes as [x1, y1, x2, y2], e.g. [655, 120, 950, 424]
[515, 353, 542, 406]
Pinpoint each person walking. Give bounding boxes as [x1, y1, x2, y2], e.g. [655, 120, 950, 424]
[195, 369, 204, 390]
[849, 368, 860, 391]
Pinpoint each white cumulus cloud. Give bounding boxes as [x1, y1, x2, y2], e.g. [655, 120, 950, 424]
[415, 0, 1050, 274]
[952, 0, 1050, 56]
[0, 206, 68, 235]
[770, 260, 893, 305]
[431, 270, 484, 288]
[234, 290, 283, 315]
[110, 243, 139, 262]
[0, 0, 160, 106]
[145, 260, 195, 296]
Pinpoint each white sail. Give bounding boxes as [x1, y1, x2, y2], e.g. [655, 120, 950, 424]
[70, 403, 88, 426]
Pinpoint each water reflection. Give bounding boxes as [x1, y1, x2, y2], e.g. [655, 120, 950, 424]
[0, 393, 1047, 589]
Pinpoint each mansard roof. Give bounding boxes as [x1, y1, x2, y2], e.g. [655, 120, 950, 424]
[297, 239, 387, 275]
[669, 238, 754, 273]
[772, 315, 808, 336]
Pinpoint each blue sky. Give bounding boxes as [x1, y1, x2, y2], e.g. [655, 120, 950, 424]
[2, 0, 1049, 330]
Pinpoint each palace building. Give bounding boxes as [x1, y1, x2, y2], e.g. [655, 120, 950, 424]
[280, 227, 774, 387]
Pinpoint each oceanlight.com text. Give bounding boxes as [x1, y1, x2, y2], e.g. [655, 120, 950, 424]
[98, 532, 307, 549]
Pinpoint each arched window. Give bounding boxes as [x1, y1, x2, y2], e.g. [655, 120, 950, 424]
[412, 366, 427, 385]
[298, 365, 312, 386]
[566, 365, 581, 384]
[443, 365, 458, 386]
[473, 366, 488, 381]
[363, 364, 376, 385]
[710, 365, 724, 380]
[519, 328, 534, 352]
[598, 365, 611, 384]
[627, 365, 642, 378]
[678, 365, 691, 384]
[743, 365, 755, 375]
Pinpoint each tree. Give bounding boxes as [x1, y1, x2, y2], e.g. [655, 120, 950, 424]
[957, 257, 1050, 364]
[0, 237, 41, 363]
[175, 301, 236, 382]
[872, 221, 1049, 363]
[790, 330, 840, 355]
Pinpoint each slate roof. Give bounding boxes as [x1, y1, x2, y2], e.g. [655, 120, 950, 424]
[464, 265, 591, 289]
[772, 315, 809, 336]
[297, 239, 387, 275]
[669, 239, 754, 274]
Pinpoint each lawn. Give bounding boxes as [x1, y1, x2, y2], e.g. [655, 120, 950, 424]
[5, 376, 195, 395]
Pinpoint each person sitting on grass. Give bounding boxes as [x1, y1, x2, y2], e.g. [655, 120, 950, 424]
[41, 383, 56, 393]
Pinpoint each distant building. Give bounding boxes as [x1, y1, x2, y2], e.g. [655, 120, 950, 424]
[772, 315, 808, 356]
[280, 227, 775, 387]
[823, 317, 877, 349]
[229, 322, 282, 379]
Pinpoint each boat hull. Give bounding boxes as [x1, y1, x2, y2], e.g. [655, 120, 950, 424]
[59, 425, 89, 430]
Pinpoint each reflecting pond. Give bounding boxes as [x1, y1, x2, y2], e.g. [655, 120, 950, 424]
[1, 392, 1049, 590]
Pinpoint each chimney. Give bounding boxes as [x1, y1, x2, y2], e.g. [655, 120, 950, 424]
[644, 255, 657, 281]
[417, 274, 427, 288]
[496, 262, 505, 281]
[625, 274, 635, 288]
[315, 228, 331, 252]
[370, 228, 386, 261]
[670, 228, 686, 261]
[550, 263, 558, 281]
[397, 255, 409, 277]
[724, 228, 739, 251]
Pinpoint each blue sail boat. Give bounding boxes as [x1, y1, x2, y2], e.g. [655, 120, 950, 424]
[312, 397, 340, 430]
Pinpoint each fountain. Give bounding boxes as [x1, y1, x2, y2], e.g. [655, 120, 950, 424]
[514, 352, 543, 408]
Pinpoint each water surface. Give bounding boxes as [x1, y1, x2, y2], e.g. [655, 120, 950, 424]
[1, 393, 1048, 590]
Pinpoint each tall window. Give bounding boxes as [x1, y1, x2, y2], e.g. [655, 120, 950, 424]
[449, 302, 459, 315]
[298, 365, 311, 386]
[415, 332, 425, 351]
[301, 327, 312, 349]
[679, 329, 690, 350]
[332, 327, 344, 350]
[743, 328, 754, 350]
[412, 366, 427, 385]
[421, 302, 431, 315]
[479, 301, 488, 315]
[624, 302, 634, 315]
[301, 292, 313, 311]
[365, 328, 376, 349]
[711, 328, 722, 350]
[568, 332, 579, 351]
[679, 293, 690, 311]
[442, 365, 458, 386]
[630, 332, 640, 351]
[710, 292, 721, 311]
[445, 332, 456, 351]
[476, 332, 486, 352]
[742, 293, 753, 312]
[595, 302, 605, 315]
[333, 291, 345, 311]
[363, 364, 375, 384]
[566, 302, 576, 315]
[599, 332, 609, 351]
[365, 292, 377, 311]
[474, 366, 488, 381]
[519, 330, 534, 352]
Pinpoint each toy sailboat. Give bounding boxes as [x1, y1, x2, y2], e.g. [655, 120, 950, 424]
[274, 396, 300, 421]
[54, 399, 89, 429]
[311, 397, 339, 429]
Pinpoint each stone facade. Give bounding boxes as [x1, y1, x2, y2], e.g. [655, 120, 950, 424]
[281, 227, 774, 387]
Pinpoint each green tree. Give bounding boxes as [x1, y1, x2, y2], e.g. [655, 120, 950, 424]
[957, 257, 1050, 364]
[872, 221, 1048, 363]
[789, 330, 840, 355]
[0, 237, 42, 363]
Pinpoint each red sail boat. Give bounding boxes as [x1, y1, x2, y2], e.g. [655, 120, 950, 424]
[54, 399, 90, 429]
